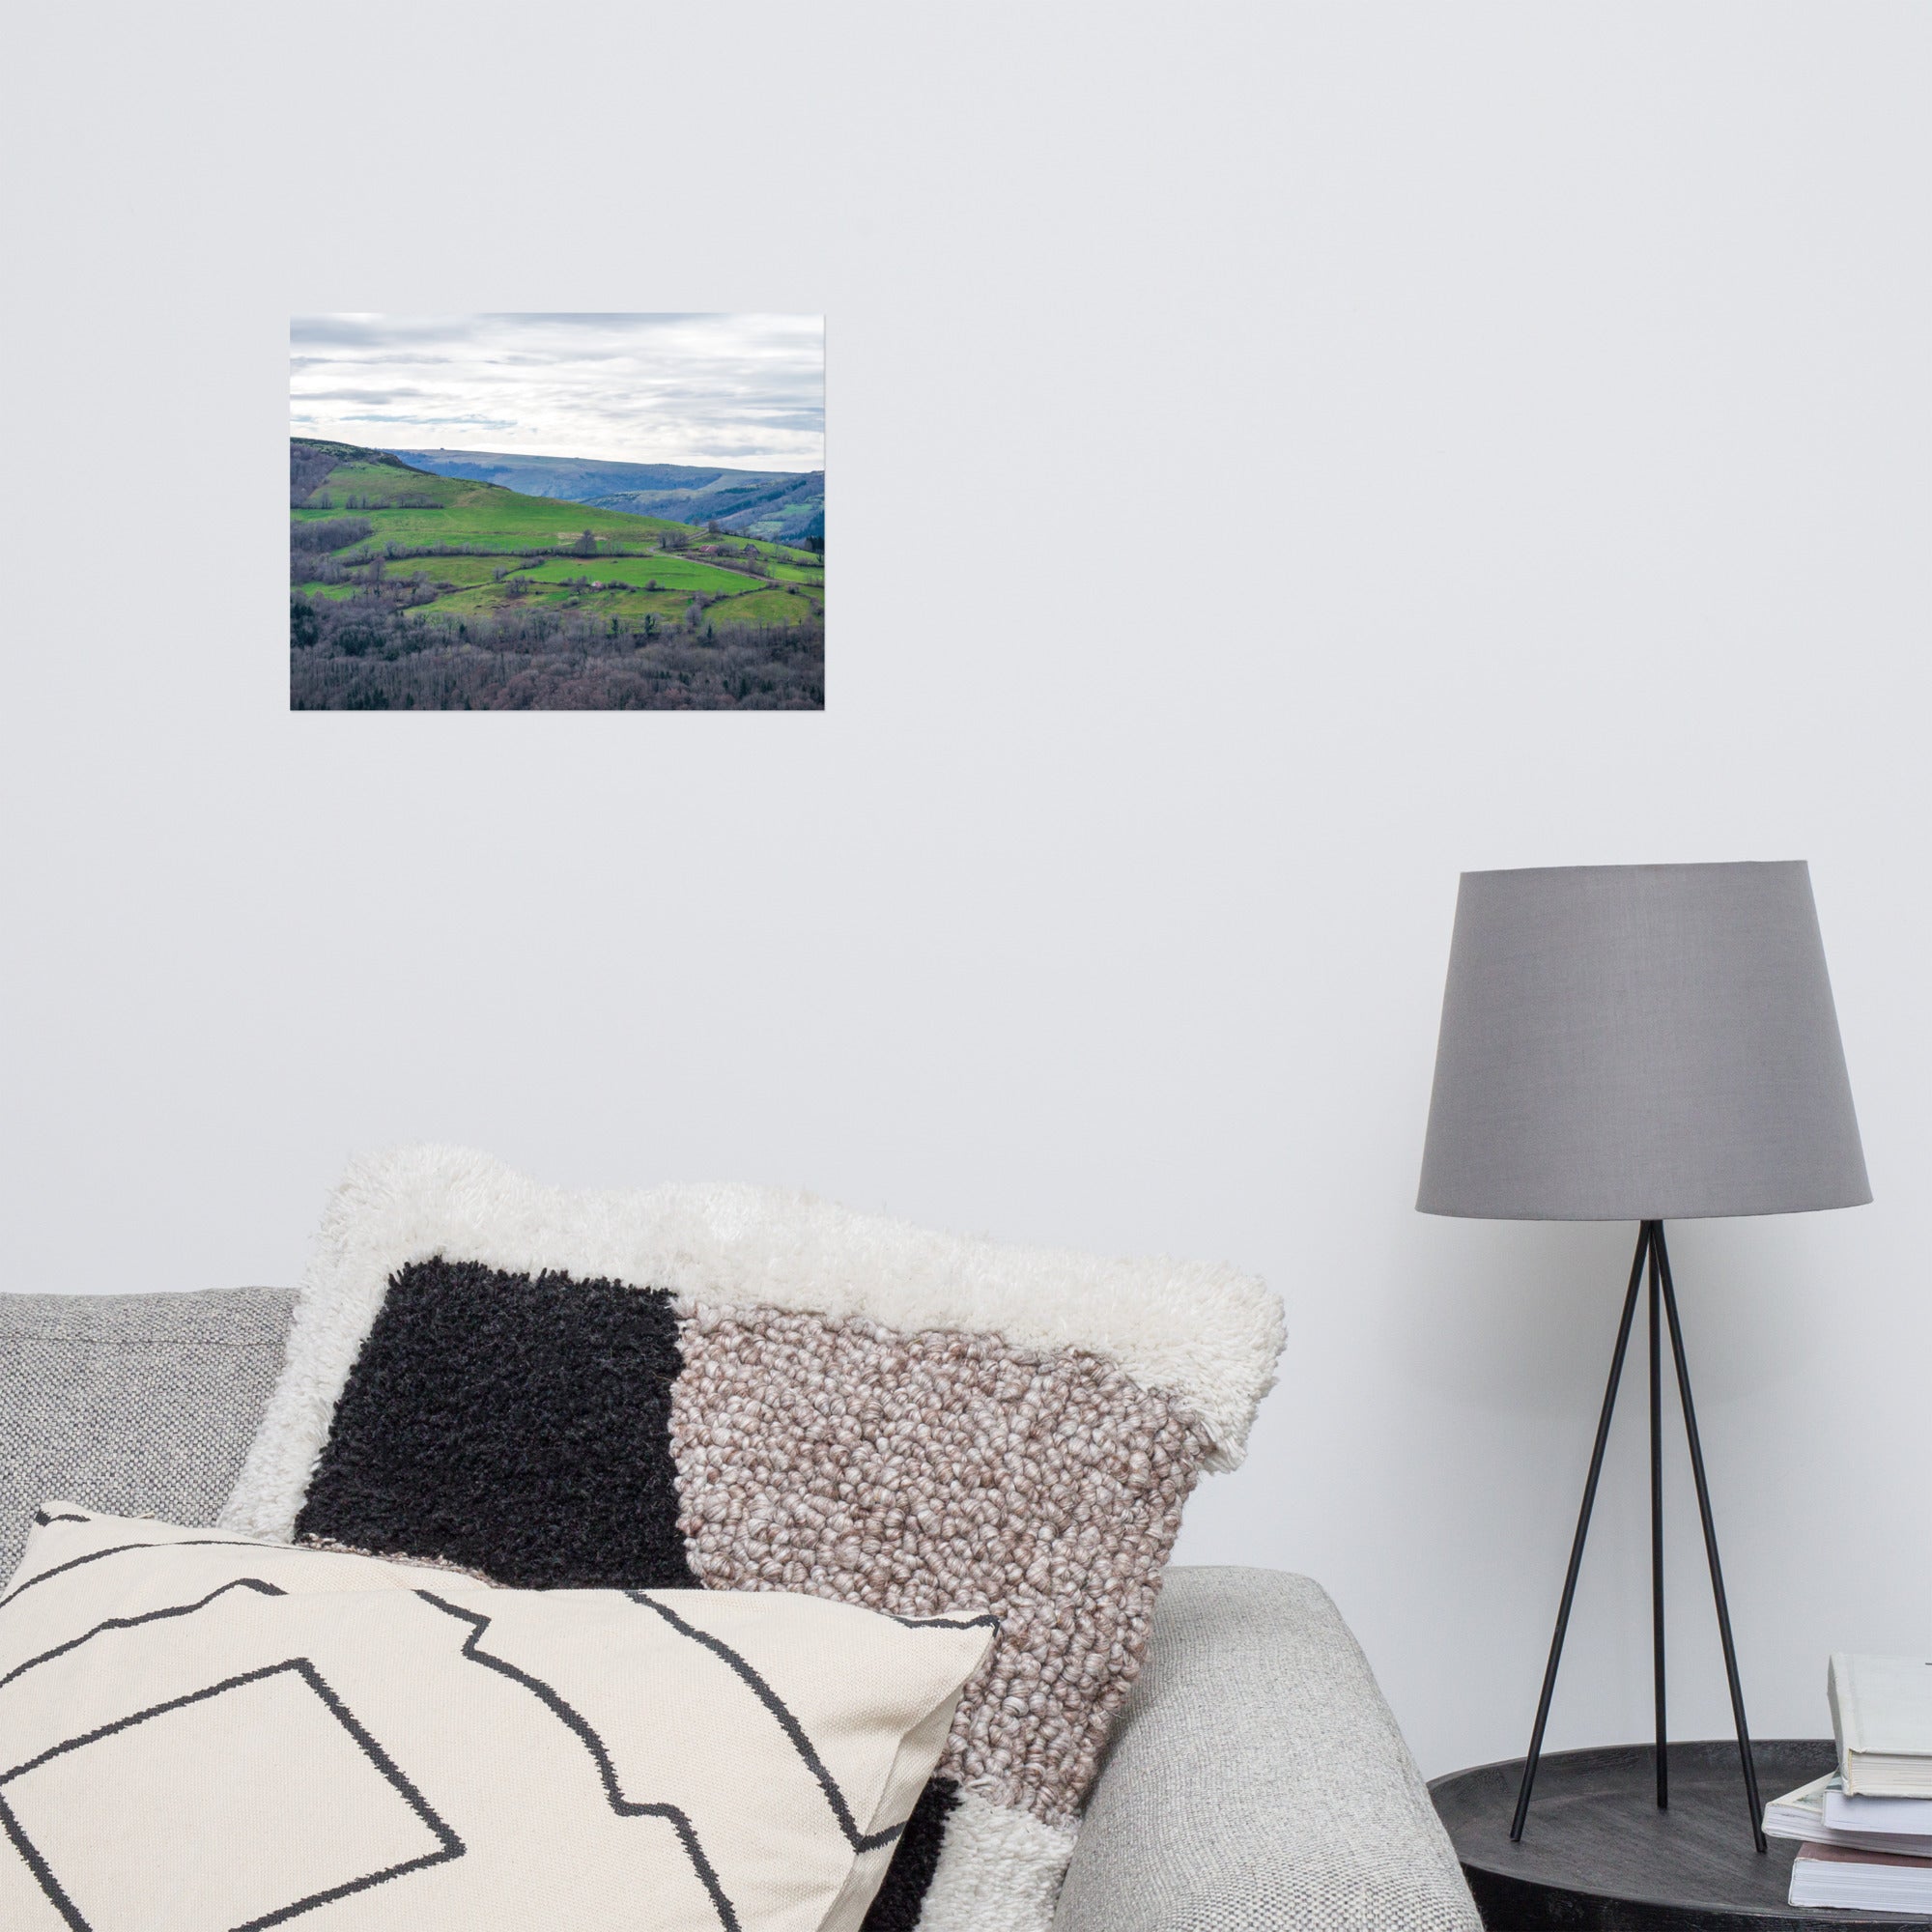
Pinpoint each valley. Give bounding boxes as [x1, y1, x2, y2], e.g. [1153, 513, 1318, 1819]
[381, 448, 825, 543]
[290, 439, 823, 710]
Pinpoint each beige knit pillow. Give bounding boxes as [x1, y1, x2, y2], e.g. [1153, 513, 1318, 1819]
[0, 1506, 993, 1932]
[221, 1147, 1285, 1930]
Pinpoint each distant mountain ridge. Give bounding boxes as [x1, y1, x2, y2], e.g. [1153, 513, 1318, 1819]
[384, 448, 823, 542]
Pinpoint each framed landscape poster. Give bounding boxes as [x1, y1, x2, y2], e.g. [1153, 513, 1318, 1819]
[289, 314, 824, 710]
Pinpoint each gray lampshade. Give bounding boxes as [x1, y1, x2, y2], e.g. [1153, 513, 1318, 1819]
[1417, 862, 1870, 1221]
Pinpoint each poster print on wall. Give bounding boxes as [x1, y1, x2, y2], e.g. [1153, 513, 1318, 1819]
[290, 314, 824, 711]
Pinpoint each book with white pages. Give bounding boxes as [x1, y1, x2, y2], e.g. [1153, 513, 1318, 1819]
[1789, 1840, 1932, 1913]
[1825, 1778, 1932, 1842]
[1764, 1772, 1932, 1858]
[1830, 1653, 1932, 1797]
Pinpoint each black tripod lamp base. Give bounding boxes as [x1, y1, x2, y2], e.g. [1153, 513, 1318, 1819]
[1508, 1221, 1766, 1855]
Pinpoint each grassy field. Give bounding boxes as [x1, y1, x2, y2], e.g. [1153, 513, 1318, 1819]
[708, 585, 824, 627]
[519, 554, 768, 595]
[291, 440, 824, 631]
[385, 556, 516, 590]
[391, 579, 823, 631]
[297, 458, 689, 552]
[720, 536, 822, 568]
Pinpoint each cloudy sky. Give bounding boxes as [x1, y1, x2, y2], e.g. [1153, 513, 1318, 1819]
[290, 313, 823, 469]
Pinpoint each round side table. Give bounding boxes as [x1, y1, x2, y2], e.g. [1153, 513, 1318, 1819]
[1431, 1740, 1932, 1929]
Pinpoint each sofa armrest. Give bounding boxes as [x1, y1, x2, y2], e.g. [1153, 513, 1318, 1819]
[0, 1289, 294, 1584]
[1054, 1566, 1479, 1932]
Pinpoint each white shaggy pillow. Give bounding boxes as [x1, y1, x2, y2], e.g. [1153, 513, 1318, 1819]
[0, 1506, 994, 1932]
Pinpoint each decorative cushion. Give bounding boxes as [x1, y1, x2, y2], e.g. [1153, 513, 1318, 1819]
[0, 1290, 294, 1582]
[0, 1505, 995, 1932]
[220, 1147, 1284, 1931]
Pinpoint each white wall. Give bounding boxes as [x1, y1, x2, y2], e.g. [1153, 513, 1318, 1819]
[3, 3, 1926, 1779]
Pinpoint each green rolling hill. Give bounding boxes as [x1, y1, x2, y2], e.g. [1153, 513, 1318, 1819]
[290, 439, 823, 710]
[383, 447, 825, 543]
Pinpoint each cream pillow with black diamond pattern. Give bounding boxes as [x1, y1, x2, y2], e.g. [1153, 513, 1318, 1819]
[0, 1506, 995, 1932]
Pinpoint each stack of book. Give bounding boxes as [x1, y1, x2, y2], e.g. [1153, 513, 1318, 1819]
[1762, 1653, 1932, 1913]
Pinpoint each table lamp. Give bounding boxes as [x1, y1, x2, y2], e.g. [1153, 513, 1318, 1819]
[1417, 862, 1869, 1849]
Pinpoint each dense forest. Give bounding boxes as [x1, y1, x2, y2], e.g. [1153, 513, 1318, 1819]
[290, 440, 823, 711]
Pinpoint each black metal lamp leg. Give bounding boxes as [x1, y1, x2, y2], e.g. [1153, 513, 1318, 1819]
[1509, 1224, 1652, 1842]
[1654, 1225, 1768, 1854]
[1649, 1223, 1667, 1810]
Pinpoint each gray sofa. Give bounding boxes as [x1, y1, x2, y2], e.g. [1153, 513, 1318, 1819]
[0, 1288, 1481, 1931]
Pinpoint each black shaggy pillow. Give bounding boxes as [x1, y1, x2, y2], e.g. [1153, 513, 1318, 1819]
[296, 1260, 697, 1590]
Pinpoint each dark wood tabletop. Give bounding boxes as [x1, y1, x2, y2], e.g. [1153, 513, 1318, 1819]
[1431, 1740, 1932, 1929]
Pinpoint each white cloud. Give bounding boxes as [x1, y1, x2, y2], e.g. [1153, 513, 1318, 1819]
[288, 313, 824, 470]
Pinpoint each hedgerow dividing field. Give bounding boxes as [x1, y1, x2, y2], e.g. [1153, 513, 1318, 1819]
[291, 438, 823, 710]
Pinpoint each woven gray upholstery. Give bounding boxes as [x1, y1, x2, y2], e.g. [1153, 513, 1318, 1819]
[1056, 1566, 1480, 1932]
[0, 1289, 294, 1582]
